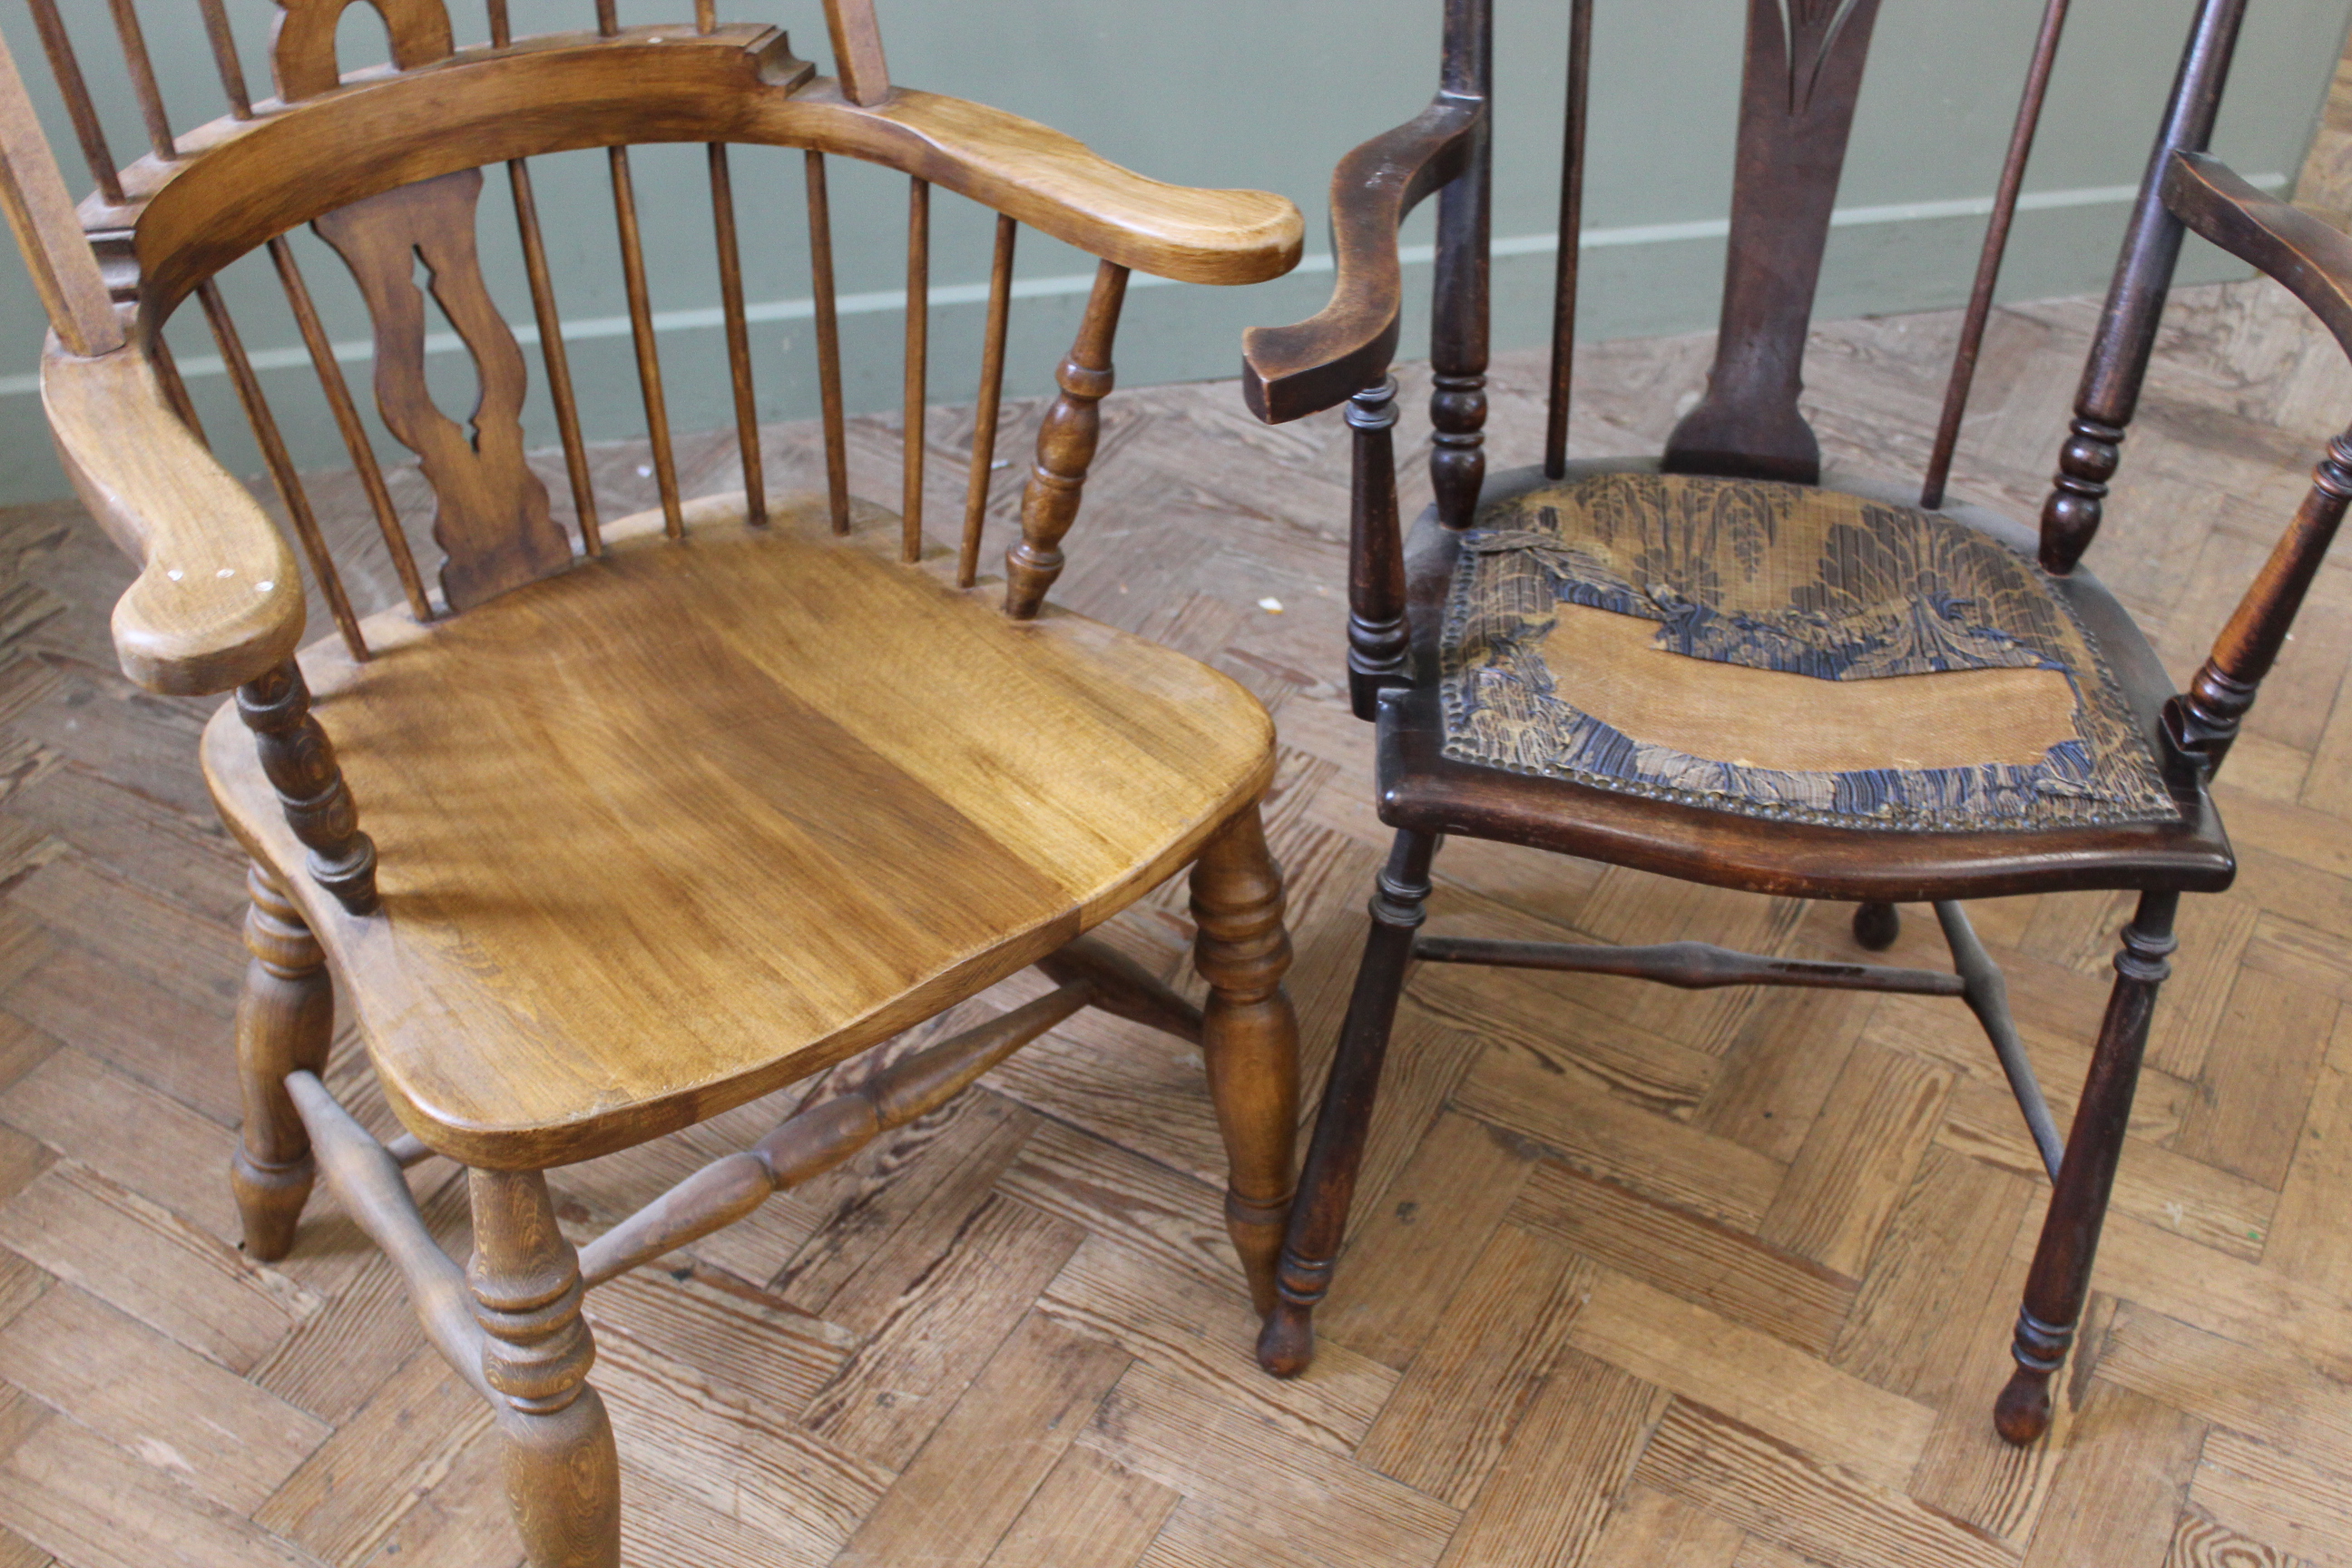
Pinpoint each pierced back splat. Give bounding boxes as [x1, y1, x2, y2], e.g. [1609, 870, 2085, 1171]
[1662, 0, 1884, 485]
[270, 0, 455, 103]
[271, 0, 568, 614]
[313, 169, 570, 612]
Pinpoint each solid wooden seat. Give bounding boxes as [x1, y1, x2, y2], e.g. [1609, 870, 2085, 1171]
[1382, 464, 2235, 902]
[202, 499, 1272, 1170]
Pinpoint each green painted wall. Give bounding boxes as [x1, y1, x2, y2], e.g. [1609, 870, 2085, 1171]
[1, 0, 2347, 505]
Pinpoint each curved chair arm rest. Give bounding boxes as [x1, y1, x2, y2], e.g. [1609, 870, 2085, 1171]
[114, 30, 1303, 308]
[44, 338, 304, 696]
[2164, 151, 2352, 360]
[804, 84, 1303, 286]
[1241, 94, 1482, 424]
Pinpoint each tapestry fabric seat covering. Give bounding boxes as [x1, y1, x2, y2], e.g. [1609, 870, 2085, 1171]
[1438, 473, 2180, 831]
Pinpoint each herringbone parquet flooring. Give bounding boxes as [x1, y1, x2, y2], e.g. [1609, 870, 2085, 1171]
[5, 63, 2352, 1568]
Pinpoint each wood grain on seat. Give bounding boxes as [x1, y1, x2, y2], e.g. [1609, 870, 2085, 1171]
[201, 498, 1272, 1171]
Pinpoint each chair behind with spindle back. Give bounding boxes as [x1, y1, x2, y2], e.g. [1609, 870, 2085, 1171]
[0, 6, 1304, 1563]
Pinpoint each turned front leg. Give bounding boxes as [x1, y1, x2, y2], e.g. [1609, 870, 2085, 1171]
[469, 1168, 620, 1568]
[1190, 803, 1301, 1320]
[230, 864, 334, 1259]
[1259, 828, 1437, 1377]
[1994, 890, 2179, 1444]
[1004, 260, 1129, 618]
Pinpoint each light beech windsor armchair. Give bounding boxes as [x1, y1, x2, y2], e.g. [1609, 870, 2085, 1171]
[1243, 0, 2344, 1446]
[0, 4, 1305, 1561]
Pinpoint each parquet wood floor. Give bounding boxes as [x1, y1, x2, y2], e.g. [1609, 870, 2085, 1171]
[6, 79, 2352, 1568]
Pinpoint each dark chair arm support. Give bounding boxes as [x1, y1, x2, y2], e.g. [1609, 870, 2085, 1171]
[2160, 150, 2352, 775]
[1240, 94, 1482, 424]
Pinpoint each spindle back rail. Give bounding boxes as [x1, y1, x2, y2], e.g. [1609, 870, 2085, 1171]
[0, 6, 1306, 1565]
[1236, 0, 2343, 1454]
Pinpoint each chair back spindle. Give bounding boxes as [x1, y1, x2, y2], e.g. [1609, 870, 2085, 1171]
[266, 235, 434, 621]
[196, 277, 367, 656]
[708, 143, 767, 526]
[607, 146, 684, 537]
[1661, 0, 1886, 485]
[904, 177, 930, 563]
[106, 0, 180, 161]
[804, 150, 854, 534]
[1918, 0, 2073, 509]
[24, 0, 126, 205]
[195, 0, 253, 120]
[1541, 0, 1593, 481]
[958, 213, 1018, 587]
[505, 156, 602, 552]
[1429, 0, 1493, 528]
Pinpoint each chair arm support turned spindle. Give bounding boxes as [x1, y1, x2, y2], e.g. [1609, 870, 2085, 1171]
[1241, 95, 1484, 424]
[2160, 152, 2352, 775]
[44, 341, 306, 696]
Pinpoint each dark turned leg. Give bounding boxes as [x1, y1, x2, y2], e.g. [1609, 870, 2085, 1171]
[470, 1168, 621, 1568]
[1258, 828, 1438, 1377]
[1852, 902, 1901, 952]
[1190, 803, 1301, 1320]
[230, 864, 333, 1259]
[1994, 888, 2179, 1445]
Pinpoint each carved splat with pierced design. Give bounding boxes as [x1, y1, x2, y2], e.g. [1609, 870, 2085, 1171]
[270, 0, 455, 103]
[1661, 0, 1885, 484]
[313, 169, 572, 612]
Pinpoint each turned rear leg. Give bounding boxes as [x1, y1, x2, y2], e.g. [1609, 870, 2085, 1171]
[230, 864, 334, 1259]
[1190, 802, 1302, 1320]
[1853, 901, 1901, 951]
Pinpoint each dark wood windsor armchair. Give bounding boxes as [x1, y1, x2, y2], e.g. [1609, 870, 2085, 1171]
[0, 3, 1305, 1561]
[1242, 0, 2343, 1446]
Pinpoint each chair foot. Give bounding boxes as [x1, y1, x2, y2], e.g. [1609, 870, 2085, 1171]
[1853, 901, 1901, 951]
[230, 1147, 316, 1262]
[1256, 1297, 1317, 1378]
[1191, 803, 1301, 1322]
[231, 865, 333, 1261]
[1995, 1365, 2055, 1445]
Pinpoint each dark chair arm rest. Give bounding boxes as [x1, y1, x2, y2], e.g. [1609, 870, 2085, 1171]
[1240, 94, 1483, 424]
[2164, 151, 2352, 359]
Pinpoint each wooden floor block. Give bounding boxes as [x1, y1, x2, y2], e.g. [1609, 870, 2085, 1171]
[1355, 1225, 1593, 1506]
[1511, 1161, 1853, 1356]
[1436, 1349, 1668, 1568]
[1568, 1269, 1936, 1492]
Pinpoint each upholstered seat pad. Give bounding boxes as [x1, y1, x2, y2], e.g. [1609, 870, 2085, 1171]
[1439, 472, 2178, 830]
[202, 499, 1272, 1168]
